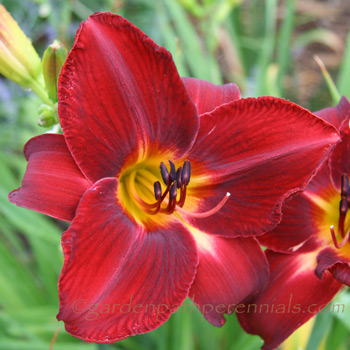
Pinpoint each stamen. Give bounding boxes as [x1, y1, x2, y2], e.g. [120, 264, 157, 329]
[161, 182, 177, 214]
[154, 181, 162, 200]
[160, 162, 170, 186]
[177, 185, 187, 207]
[169, 160, 176, 181]
[339, 197, 348, 216]
[176, 167, 183, 188]
[341, 174, 349, 197]
[176, 192, 231, 218]
[338, 174, 350, 238]
[128, 159, 227, 218]
[330, 225, 350, 249]
[339, 198, 347, 237]
[182, 160, 191, 186]
[169, 181, 178, 201]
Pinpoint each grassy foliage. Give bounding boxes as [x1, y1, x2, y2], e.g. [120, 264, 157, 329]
[0, 0, 349, 349]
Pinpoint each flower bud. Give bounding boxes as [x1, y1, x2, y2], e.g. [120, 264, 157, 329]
[37, 103, 58, 127]
[0, 4, 42, 87]
[42, 40, 67, 102]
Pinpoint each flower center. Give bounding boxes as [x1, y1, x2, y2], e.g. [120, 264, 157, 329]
[118, 159, 230, 225]
[330, 173, 350, 249]
[130, 160, 191, 215]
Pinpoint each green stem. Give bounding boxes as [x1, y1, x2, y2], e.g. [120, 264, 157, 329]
[314, 55, 341, 104]
[257, 0, 278, 96]
[97, 344, 110, 350]
[29, 79, 52, 105]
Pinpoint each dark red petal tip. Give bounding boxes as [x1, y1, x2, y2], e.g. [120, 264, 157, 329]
[186, 97, 340, 238]
[182, 77, 241, 115]
[316, 247, 350, 286]
[9, 134, 90, 221]
[58, 13, 199, 183]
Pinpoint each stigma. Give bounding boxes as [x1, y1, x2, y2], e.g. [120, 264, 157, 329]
[330, 173, 350, 249]
[131, 160, 230, 218]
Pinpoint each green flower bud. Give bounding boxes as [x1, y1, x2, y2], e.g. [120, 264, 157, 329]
[37, 103, 58, 127]
[42, 40, 67, 102]
[0, 4, 42, 87]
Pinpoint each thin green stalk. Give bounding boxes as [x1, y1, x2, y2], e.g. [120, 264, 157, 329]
[277, 0, 296, 94]
[257, 0, 278, 96]
[98, 344, 110, 350]
[337, 31, 350, 98]
[314, 55, 341, 104]
[29, 79, 52, 105]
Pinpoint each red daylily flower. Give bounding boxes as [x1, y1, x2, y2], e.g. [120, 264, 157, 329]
[8, 13, 340, 342]
[237, 97, 350, 350]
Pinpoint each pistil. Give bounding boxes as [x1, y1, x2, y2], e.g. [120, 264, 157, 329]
[175, 192, 231, 218]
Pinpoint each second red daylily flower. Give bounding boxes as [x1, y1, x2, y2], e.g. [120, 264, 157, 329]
[8, 13, 340, 342]
[238, 97, 350, 350]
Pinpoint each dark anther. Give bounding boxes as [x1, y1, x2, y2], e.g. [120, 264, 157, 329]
[169, 181, 178, 201]
[144, 160, 192, 215]
[154, 181, 162, 200]
[160, 162, 170, 186]
[176, 167, 183, 188]
[335, 173, 350, 240]
[169, 160, 176, 182]
[182, 160, 191, 186]
[340, 197, 348, 217]
[341, 174, 349, 197]
[339, 173, 350, 221]
[136, 159, 229, 217]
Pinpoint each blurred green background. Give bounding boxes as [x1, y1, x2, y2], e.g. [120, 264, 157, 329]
[0, 0, 350, 349]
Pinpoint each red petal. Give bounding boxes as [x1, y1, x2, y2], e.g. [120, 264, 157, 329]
[258, 164, 335, 252]
[181, 77, 240, 115]
[329, 129, 350, 191]
[314, 96, 350, 130]
[58, 13, 199, 183]
[8, 134, 90, 221]
[316, 246, 350, 286]
[237, 250, 342, 350]
[57, 177, 198, 342]
[185, 97, 340, 237]
[188, 230, 268, 327]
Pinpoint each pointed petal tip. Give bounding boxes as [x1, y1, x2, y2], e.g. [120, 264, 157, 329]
[8, 134, 89, 222]
[186, 96, 340, 238]
[8, 188, 18, 203]
[181, 77, 241, 115]
[58, 11, 199, 183]
[316, 246, 350, 286]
